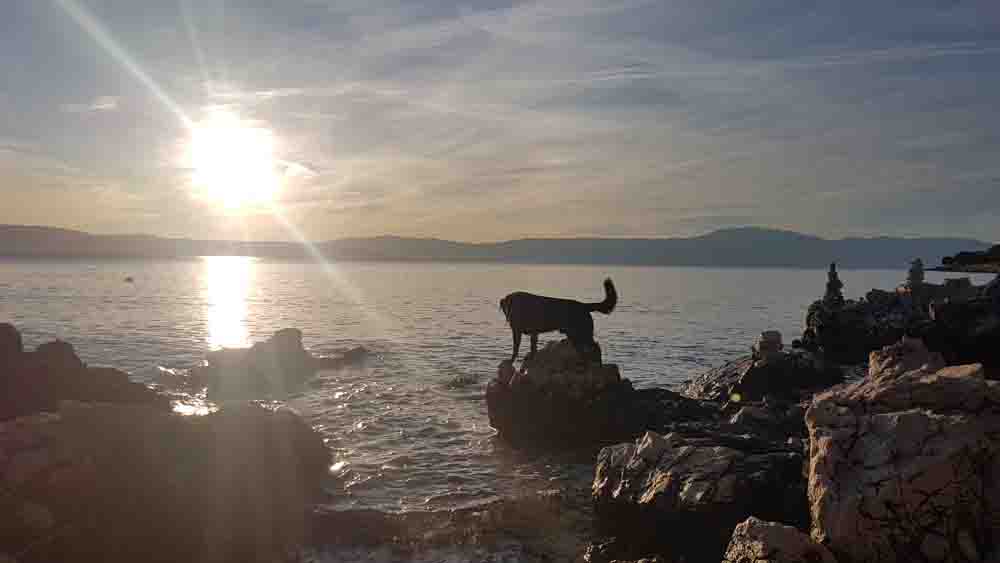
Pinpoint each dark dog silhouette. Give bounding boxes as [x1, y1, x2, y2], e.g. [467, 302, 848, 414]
[500, 278, 617, 361]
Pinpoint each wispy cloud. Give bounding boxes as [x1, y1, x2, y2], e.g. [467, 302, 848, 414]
[60, 95, 119, 113]
[1, 0, 998, 241]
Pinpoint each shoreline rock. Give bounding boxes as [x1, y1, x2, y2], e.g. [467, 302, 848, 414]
[0, 323, 333, 562]
[592, 430, 808, 562]
[486, 339, 713, 448]
[723, 517, 836, 563]
[189, 327, 369, 399]
[1, 400, 329, 563]
[806, 339, 1000, 562]
[0, 323, 168, 421]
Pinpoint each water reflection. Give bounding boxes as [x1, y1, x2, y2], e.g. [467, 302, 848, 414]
[204, 256, 253, 349]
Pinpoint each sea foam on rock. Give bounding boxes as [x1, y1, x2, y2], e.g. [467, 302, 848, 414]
[486, 339, 712, 448]
[806, 338, 1000, 562]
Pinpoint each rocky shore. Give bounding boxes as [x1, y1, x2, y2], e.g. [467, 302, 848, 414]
[486, 263, 1000, 562]
[5, 257, 1000, 562]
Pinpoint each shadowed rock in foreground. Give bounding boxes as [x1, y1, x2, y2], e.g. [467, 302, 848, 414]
[485, 339, 712, 448]
[190, 327, 368, 399]
[0, 323, 331, 562]
[1, 401, 329, 563]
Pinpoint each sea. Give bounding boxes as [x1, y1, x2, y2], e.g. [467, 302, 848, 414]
[1, 258, 987, 560]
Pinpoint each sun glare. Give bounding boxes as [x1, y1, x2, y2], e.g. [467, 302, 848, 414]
[189, 110, 279, 210]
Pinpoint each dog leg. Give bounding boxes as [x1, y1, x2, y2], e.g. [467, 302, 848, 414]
[511, 329, 521, 361]
[529, 334, 538, 359]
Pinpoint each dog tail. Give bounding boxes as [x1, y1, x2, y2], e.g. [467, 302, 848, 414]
[499, 295, 511, 323]
[589, 278, 617, 314]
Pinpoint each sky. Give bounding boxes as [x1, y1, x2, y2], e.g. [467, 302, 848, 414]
[1, 1, 999, 243]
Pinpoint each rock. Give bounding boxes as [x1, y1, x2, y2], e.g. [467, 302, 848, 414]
[192, 328, 365, 399]
[487, 340, 714, 448]
[17, 502, 55, 531]
[682, 356, 754, 402]
[592, 430, 807, 561]
[752, 330, 783, 362]
[0, 401, 329, 563]
[723, 517, 836, 563]
[866, 337, 943, 382]
[0, 327, 167, 421]
[922, 297, 1000, 376]
[0, 323, 22, 362]
[683, 349, 842, 404]
[32, 340, 85, 371]
[801, 297, 911, 365]
[806, 349, 1000, 563]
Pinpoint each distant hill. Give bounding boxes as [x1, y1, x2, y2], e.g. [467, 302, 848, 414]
[0, 224, 992, 269]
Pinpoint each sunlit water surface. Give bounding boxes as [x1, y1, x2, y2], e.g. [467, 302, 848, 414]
[1, 259, 981, 517]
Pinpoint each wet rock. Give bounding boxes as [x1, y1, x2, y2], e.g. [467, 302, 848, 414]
[0, 401, 329, 563]
[592, 430, 807, 562]
[0, 327, 167, 421]
[806, 341, 1000, 563]
[683, 348, 841, 404]
[487, 340, 713, 448]
[191, 328, 367, 399]
[723, 517, 836, 563]
[0, 323, 22, 362]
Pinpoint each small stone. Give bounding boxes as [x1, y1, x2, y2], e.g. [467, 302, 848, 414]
[18, 502, 55, 531]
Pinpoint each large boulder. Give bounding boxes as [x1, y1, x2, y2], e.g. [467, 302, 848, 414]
[0, 401, 329, 563]
[592, 430, 807, 562]
[0, 328, 168, 420]
[487, 339, 713, 448]
[682, 348, 842, 404]
[923, 297, 1000, 377]
[723, 517, 836, 563]
[191, 328, 368, 399]
[0, 323, 22, 363]
[806, 340, 1000, 562]
[801, 298, 913, 365]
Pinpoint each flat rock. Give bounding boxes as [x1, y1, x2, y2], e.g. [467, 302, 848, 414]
[723, 517, 836, 563]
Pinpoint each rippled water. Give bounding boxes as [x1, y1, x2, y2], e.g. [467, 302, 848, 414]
[0, 258, 968, 516]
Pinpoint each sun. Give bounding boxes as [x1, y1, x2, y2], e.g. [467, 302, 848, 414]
[189, 109, 279, 210]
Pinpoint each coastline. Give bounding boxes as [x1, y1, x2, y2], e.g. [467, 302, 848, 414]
[2, 262, 999, 562]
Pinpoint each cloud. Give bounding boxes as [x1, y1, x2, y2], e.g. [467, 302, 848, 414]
[1, 0, 999, 242]
[60, 95, 119, 113]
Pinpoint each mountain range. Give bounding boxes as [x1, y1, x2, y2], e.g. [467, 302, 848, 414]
[0, 224, 992, 269]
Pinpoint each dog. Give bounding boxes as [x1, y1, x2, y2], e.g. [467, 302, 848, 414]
[500, 278, 617, 362]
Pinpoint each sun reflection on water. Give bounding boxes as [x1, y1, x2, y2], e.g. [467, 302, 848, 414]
[204, 255, 253, 350]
